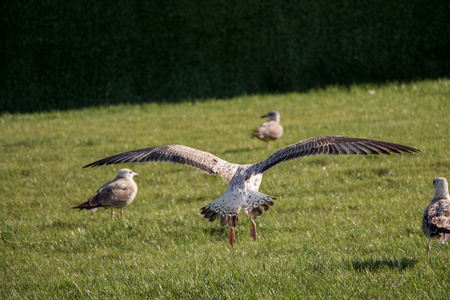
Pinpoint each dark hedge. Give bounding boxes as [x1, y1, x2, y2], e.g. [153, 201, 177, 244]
[1, 0, 449, 112]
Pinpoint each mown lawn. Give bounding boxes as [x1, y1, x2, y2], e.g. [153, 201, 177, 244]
[1, 79, 449, 299]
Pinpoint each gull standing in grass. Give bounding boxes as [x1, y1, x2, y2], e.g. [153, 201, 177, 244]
[84, 136, 419, 245]
[422, 177, 450, 257]
[251, 111, 283, 149]
[73, 168, 138, 219]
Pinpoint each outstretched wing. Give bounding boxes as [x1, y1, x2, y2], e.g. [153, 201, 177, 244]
[245, 136, 420, 179]
[83, 145, 239, 182]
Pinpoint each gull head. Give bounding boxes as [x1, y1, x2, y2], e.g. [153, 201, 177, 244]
[117, 168, 139, 180]
[433, 177, 449, 199]
[261, 111, 280, 122]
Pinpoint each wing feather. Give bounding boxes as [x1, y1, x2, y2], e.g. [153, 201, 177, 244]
[84, 145, 239, 182]
[245, 136, 420, 179]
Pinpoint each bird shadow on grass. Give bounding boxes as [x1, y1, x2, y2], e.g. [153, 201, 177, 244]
[39, 220, 80, 230]
[350, 257, 418, 272]
[203, 226, 229, 237]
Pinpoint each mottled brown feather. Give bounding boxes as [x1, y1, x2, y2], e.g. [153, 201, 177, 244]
[422, 177, 450, 256]
[73, 169, 138, 217]
[84, 145, 239, 182]
[245, 136, 419, 179]
[423, 199, 450, 238]
[251, 111, 283, 142]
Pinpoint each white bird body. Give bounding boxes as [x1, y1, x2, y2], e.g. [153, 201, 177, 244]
[202, 165, 274, 222]
[84, 136, 419, 245]
[212, 166, 275, 244]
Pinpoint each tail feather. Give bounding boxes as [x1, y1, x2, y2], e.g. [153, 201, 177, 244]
[200, 192, 276, 227]
[200, 195, 241, 227]
[227, 215, 239, 227]
[247, 193, 276, 219]
[439, 231, 450, 244]
[72, 201, 101, 211]
[220, 216, 228, 227]
[439, 228, 450, 244]
[201, 206, 239, 227]
[430, 225, 450, 238]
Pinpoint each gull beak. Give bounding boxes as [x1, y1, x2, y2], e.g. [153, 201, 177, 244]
[133, 172, 139, 177]
[260, 114, 268, 119]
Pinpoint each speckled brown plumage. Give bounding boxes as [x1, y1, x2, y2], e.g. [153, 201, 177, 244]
[73, 168, 138, 219]
[251, 111, 283, 148]
[422, 177, 450, 257]
[84, 145, 239, 182]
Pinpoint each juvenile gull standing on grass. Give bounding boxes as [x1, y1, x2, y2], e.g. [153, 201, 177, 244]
[422, 177, 450, 257]
[73, 168, 138, 219]
[251, 111, 283, 149]
[84, 136, 419, 245]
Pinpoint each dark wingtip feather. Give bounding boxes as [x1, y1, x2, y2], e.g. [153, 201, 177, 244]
[83, 162, 98, 168]
[72, 202, 101, 210]
[209, 213, 218, 222]
[204, 210, 215, 219]
[72, 203, 86, 209]
[83, 159, 110, 168]
[83, 154, 137, 168]
[405, 146, 421, 154]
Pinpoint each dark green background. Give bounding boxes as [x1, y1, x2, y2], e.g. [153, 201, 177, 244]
[1, 0, 449, 113]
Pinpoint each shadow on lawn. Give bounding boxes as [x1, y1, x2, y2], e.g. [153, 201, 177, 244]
[351, 257, 418, 272]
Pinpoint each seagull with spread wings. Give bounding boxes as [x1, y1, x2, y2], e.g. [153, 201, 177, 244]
[84, 136, 419, 245]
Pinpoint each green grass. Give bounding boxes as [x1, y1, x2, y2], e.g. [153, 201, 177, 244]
[1, 79, 449, 299]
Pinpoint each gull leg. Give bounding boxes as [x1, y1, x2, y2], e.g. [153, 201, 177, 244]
[427, 240, 431, 259]
[120, 208, 123, 219]
[230, 227, 235, 246]
[111, 208, 115, 220]
[250, 218, 257, 241]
